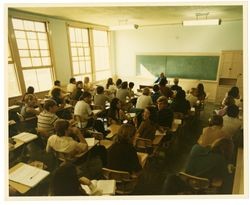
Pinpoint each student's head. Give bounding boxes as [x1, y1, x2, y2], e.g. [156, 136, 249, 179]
[117, 124, 136, 143]
[228, 86, 239, 98]
[44, 99, 57, 113]
[54, 119, 70, 136]
[227, 104, 239, 118]
[209, 115, 223, 127]
[51, 162, 81, 196]
[27, 86, 35, 94]
[159, 78, 167, 86]
[54, 80, 61, 86]
[24, 94, 36, 106]
[79, 91, 92, 103]
[69, 77, 76, 84]
[96, 86, 104, 94]
[121, 81, 128, 89]
[129, 82, 134, 89]
[143, 106, 158, 122]
[116, 78, 122, 87]
[175, 89, 186, 100]
[76, 81, 83, 89]
[197, 83, 204, 92]
[211, 138, 234, 161]
[51, 88, 61, 98]
[107, 78, 113, 85]
[160, 72, 165, 78]
[157, 96, 168, 110]
[84, 76, 90, 84]
[110, 98, 121, 110]
[142, 87, 150, 96]
[224, 95, 235, 106]
[174, 78, 179, 85]
[153, 84, 160, 92]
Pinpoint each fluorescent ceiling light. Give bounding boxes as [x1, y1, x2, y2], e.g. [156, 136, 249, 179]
[109, 24, 139, 30]
[183, 19, 221, 26]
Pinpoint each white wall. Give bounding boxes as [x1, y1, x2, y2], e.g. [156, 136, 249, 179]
[113, 21, 243, 101]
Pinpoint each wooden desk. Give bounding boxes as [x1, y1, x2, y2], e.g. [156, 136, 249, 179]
[100, 139, 114, 149]
[232, 148, 244, 194]
[106, 124, 121, 139]
[8, 105, 20, 112]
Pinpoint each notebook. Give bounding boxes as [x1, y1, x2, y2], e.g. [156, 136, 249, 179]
[81, 179, 116, 195]
[9, 163, 49, 188]
[85, 138, 96, 147]
[12, 132, 38, 143]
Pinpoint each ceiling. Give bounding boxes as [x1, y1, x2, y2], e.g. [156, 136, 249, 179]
[9, 4, 243, 28]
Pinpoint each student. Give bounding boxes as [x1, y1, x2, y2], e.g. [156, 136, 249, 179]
[157, 96, 173, 129]
[170, 89, 191, 115]
[154, 72, 166, 84]
[46, 119, 88, 160]
[186, 88, 199, 107]
[159, 78, 173, 98]
[197, 115, 227, 147]
[196, 83, 206, 101]
[83, 76, 94, 92]
[107, 124, 142, 174]
[171, 78, 182, 92]
[136, 106, 158, 140]
[21, 86, 37, 103]
[20, 94, 42, 119]
[106, 77, 116, 98]
[222, 104, 242, 139]
[136, 87, 153, 109]
[115, 78, 122, 89]
[71, 81, 84, 101]
[151, 84, 161, 105]
[128, 82, 135, 98]
[116, 81, 130, 104]
[67, 77, 76, 93]
[93, 85, 110, 110]
[107, 98, 127, 125]
[48, 80, 67, 97]
[222, 86, 241, 106]
[185, 138, 234, 194]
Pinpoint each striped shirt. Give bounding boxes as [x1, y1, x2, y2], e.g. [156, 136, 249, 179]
[37, 110, 58, 136]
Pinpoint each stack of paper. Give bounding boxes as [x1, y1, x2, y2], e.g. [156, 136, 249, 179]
[9, 163, 49, 187]
[12, 132, 38, 143]
[81, 179, 116, 195]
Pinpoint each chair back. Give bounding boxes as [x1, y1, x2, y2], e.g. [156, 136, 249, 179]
[102, 168, 137, 195]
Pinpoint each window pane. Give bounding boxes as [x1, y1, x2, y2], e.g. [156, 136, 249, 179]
[16, 39, 28, 49]
[79, 61, 85, 73]
[76, 29, 82, 42]
[95, 70, 111, 81]
[14, 30, 26, 39]
[37, 33, 47, 40]
[71, 48, 77, 56]
[82, 29, 89, 42]
[42, 57, 51, 66]
[28, 39, 39, 49]
[86, 61, 91, 73]
[31, 57, 42, 66]
[27, 32, 37, 39]
[21, 58, 32, 67]
[78, 48, 84, 56]
[84, 47, 90, 56]
[94, 47, 109, 70]
[39, 40, 48, 49]
[40, 50, 49, 57]
[23, 69, 39, 91]
[69, 28, 76, 42]
[93, 30, 108, 46]
[35, 22, 46, 32]
[75, 75, 83, 82]
[36, 68, 53, 91]
[8, 64, 20, 97]
[12, 18, 24, 30]
[30, 50, 40, 57]
[73, 62, 80, 74]
[19, 50, 30, 57]
[24, 20, 35, 31]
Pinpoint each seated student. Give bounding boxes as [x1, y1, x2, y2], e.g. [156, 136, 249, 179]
[48, 80, 67, 97]
[107, 98, 127, 125]
[115, 78, 122, 89]
[93, 85, 110, 110]
[107, 124, 142, 174]
[128, 82, 135, 98]
[135, 106, 158, 140]
[185, 138, 234, 194]
[197, 115, 227, 147]
[136, 87, 153, 109]
[46, 119, 88, 160]
[151, 84, 161, 104]
[106, 77, 116, 98]
[50, 162, 101, 196]
[20, 94, 42, 119]
[222, 104, 242, 139]
[186, 88, 199, 108]
[156, 96, 173, 129]
[171, 78, 182, 92]
[21, 86, 38, 104]
[214, 94, 235, 116]
[83, 76, 94, 93]
[116, 81, 130, 104]
[67, 77, 76, 93]
[154, 72, 166, 84]
[74, 91, 106, 134]
[222, 86, 241, 107]
[37, 99, 59, 136]
[170, 89, 191, 115]
[71, 81, 84, 101]
[159, 78, 173, 99]
[196, 83, 206, 101]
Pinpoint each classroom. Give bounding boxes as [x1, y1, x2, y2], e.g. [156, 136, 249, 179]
[6, 1, 246, 199]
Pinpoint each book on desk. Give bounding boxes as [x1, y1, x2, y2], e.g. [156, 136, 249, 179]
[12, 132, 38, 143]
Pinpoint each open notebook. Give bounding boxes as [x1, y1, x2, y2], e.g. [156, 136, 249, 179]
[12, 132, 38, 143]
[81, 180, 116, 195]
[9, 163, 49, 188]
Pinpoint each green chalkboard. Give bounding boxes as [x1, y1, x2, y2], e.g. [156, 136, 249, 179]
[136, 55, 220, 80]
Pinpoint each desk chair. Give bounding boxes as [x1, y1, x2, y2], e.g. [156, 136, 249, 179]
[16, 113, 37, 133]
[102, 167, 137, 195]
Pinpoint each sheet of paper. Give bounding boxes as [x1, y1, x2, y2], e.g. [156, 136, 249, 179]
[9, 164, 49, 187]
[85, 138, 95, 147]
[96, 180, 116, 195]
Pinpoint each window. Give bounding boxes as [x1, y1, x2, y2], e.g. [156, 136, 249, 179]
[68, 27, 92, 81]
[11, 18, 53, 92]
[93, 30, 111, 81]
[8, 42, 21, 97]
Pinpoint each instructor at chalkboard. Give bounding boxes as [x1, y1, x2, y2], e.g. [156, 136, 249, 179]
[154, 72, 166, 84]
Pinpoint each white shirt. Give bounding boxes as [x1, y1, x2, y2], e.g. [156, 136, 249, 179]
[136, 95, 153, 109]
[222, 115, 242, 139]
[67, 83, 76, 93]
[74, 100, 92, 128]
